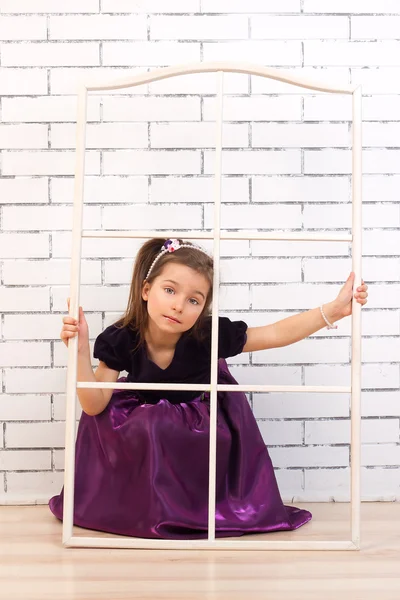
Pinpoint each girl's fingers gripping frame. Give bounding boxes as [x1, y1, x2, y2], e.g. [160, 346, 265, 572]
[63, 324, 79, 332]
[63, 316, 78, 325]
[61, 329, 78, 341]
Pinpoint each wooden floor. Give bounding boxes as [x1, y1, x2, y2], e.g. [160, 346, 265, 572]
[0, 503, 399, 600]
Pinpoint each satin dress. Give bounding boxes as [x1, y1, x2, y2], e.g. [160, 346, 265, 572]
[49, 318, 312, 539]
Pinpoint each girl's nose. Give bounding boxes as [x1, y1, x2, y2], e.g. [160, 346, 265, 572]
[173, 297, 184, 312]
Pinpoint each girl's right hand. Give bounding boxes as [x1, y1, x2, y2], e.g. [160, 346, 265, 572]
[61, 298, 89, 353]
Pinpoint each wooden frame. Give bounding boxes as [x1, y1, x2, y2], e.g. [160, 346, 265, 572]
[63, 62, 362, 550]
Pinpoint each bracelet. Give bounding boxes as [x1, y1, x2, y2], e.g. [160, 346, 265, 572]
[320, 304, 338, 330]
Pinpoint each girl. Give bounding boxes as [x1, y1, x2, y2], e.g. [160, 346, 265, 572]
[49, 238, 368, 539]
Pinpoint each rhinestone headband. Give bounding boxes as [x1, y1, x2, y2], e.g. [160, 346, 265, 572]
[145, 239, 211, 280]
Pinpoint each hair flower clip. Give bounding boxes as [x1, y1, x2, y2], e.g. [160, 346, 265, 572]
[163, 239, 180, 253]
[146, 238, 211, 280]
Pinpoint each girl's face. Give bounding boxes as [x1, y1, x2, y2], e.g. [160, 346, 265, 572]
[142, 262, 210, 337]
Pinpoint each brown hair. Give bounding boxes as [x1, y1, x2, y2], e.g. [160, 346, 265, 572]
[114, 238, 214, 348]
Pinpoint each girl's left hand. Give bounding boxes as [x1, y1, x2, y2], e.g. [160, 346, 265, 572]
[335, 272, 368, 318]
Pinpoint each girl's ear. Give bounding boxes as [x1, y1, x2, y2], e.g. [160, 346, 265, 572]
[142, 280, 150, 301]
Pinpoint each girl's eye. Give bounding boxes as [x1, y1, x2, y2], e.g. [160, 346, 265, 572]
[189, 298, 199, 306]
[164, 287, 174, 294]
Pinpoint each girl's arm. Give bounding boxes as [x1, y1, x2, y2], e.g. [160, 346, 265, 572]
[243, 272, 368, 353]
[77, 351, 119, 416]
[61, 302, 119, 416]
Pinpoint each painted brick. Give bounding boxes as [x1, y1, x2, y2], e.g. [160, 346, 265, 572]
[0, 396, 51, 421]
[2, 206, 101, 231]
[151, 123, 249, 149]
[252, 338, 350, 365]
[362, 445, 400, 467]
[351, 68, 400, 94]
[0, 343, 50, 367]
[0, 450, 51, 471]
[4, 314, 102, 341]
[252, 176, 350, 203]
[151, 16, 248, 40]
[2, 151, 100, 176]
[204, 150, 302, 175]
[0, 178, 48, 204]
[0, 124, 48, 149]
[304, 149, 400, 175]
[304, 469, 349, 499]
[251, 16, 349, 39]
[49, 15, 147, 40]
[51, 123, 148, 149]
[253, 392, 350, 419]
[201, 0, 300, 14]
[251, 239, 350, 257]
[361, 468, 400, 500]
[0, 68, 47, 95]
[363, 338, 400, 363]
[51, 176, 148, 204]
[252, 123, 350, 148]
[305, 41, 400, 67]
[362, 311, 400, 336]
[203, 96, 302, 122]
[103, 42, 200, 66]
[2, 96, 100, 123]
[251, 282, 350, 310]
[102, 0, 200, 13]
[269, 446, 349, 468]
[363, 231, 400, 257]
[1, 42, 100, 67]
[0, 0, 99, 12]
[362, 392, 400, 418]
[5, 472, 64, 500]
[219, 258, 302, 284]
[258, 421, 303, 446]
[149, 176, 249, 203]
[203, 41, 301, 65]
[304, 95, 400, 121]
[0, 16, 46, 40]
[102, 96, 201, 122]
[103, 150, 201, 175]
[304, 257, 400, 283]
[6, 422, 65, 449]
[2, 260, 102, 285]
[204, 204, 302, 229]
[305, 419, 400, 445]
[352, 16, 400, 40]
[4, 368, 66, 394]
[304, 0, 400, 13]
[0, 288, 49, 312]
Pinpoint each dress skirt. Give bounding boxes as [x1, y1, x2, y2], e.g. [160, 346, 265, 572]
[49, 359, 312, 539]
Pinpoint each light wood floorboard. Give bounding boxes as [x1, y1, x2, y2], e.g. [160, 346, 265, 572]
[0, 503, 399, 600]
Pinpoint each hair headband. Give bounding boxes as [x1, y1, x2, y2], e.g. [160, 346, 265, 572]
[145, 239, 211, 281]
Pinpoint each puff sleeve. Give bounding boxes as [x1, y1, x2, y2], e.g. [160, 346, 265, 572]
[217, 317, 248, 358]
[93, 324, 132, 373]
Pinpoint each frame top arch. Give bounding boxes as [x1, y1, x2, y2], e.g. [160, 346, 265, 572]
[83, 61, 357, 95]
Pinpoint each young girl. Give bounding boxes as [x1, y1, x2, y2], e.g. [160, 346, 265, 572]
[49, 238, 368, 539]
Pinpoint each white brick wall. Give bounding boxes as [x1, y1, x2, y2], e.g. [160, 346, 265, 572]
[0, 2, 399, 505]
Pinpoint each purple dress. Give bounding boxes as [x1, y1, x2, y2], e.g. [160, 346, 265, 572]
[49, 317, 312, 539]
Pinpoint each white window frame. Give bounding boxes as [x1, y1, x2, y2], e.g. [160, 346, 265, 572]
[63, 62, 362, 550]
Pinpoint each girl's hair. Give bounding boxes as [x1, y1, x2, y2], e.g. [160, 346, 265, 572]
[114, 238, 214, 347]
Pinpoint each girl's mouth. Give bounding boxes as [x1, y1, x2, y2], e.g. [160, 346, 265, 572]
[164, 315, 181, 324]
